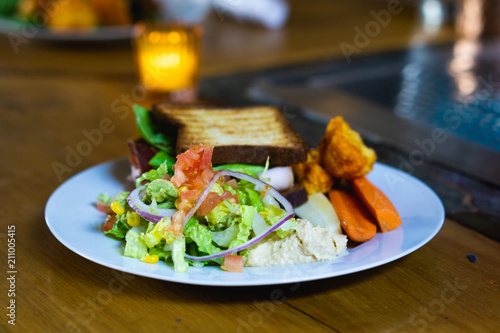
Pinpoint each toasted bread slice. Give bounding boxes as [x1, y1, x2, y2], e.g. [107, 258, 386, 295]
[152, 103, 309, 165]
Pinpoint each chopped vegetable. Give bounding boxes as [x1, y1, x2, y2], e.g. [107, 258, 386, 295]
[184, 170, 294, 262]
[133, 104, 175, 154]
[149, 150, 176, 170]
[294, 192, 342, 234]
[111, 201, 125, 215]
[257, 166, 294, 191]
[292, 150, 333, 195]
[135, 161, 171, 187]
[103, 215, 117, 232]
[213, 164, 265, 177]
[123, 229, 148, 259]
[351, 177, 402, 233]
[222, 255, 244, 272]
[141, 254, 160, 264]
[328, 189, 377, 243]
[127, 186, 176, 224]
[96, 192, 113, 214]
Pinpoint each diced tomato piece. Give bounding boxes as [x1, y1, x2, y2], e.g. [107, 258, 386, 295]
[220, 190, 238, 204]
[97, 202, 113, 214]
[198, 147, 213, 170]
[171, 169, 188, 188]
[165, 223, 183, 236]
[180, 189, 199, 201]
[103, 215, 117, 232]
[222, 255, 244, 272]
[167, 210, 186, 236]
[184, 148, 200, 161]
[171, 145, 214, 189]
[178, 199, 193, 211]
[200, 168, 214, 184]
[197, 192, 222, 216]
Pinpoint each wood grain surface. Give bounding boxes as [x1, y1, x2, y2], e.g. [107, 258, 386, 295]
[1, 0, 499, 332]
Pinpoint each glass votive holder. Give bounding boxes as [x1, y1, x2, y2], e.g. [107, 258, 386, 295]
[133, 22, 202, 102]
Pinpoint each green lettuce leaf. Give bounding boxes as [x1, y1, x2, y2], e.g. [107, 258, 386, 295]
[135, 161, 170, 188]
[104, 216, 131, 239]
[228, 205, 256, 249]
[205, 200, 238, 227]
[212, 164, 265, 177]
[211, 224, 239, 247]
[141, 218, 175, 248]
[259, 205, 287, 226]
[149, 150, 176, 171]
[245, 187, 264, 212]
[96, 192, 111, 205]
[171, 236, 189, 273]
[184, 218, 222, 255]
[104, 191, 132, 239]
[148, 242, 171, 260]
[133, 104, 174, 153]
[124, 229, 148, 259]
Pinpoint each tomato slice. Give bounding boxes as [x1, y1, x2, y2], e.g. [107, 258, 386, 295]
[196, 192, 222, 216]
[180, 189, 199, 201]
[220, 190, 238, 204]
[97, 202, 113, 214]
[222, 255, 244, 273]
[103, 215, 117, 232]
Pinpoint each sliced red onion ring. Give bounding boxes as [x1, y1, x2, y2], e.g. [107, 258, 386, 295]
[184, 170, 295, 261]
[127, 186, 177, 224]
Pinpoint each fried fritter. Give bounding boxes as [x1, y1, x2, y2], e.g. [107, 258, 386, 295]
[318, 116, 376, 179]
[293, 150, 333, 195]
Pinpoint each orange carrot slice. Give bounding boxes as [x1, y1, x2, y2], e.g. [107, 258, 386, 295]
[328, 189, 377, 243]
[351, 177, 402, 233]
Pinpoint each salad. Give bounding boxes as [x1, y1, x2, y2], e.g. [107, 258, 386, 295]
[97, 106, 331, 273]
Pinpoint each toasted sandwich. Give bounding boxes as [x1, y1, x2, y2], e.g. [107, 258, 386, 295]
[151, 103, 309, 166]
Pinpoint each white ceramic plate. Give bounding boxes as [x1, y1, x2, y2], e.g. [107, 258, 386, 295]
[45, 158, 445, 286]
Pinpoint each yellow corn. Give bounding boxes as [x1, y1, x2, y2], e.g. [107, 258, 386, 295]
[174, 198, 181, 209]
[177, 186, 189, 197]
[141, 254, 159, 264]
[127, 212, 141, 227]
[111, 201, 125, 215]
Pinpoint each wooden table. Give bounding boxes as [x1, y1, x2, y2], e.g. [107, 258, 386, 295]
[1, 1, 499, 332]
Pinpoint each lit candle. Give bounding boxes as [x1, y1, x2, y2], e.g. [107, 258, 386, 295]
[133, 23, 202, 100]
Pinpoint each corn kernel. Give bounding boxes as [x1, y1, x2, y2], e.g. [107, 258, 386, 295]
[127, 211, 141, 227]
[111, 201, 125, 215]
[174, 198, 181, 209]
[141, 254, 159, 264]
[178, 199, 193, 211]
[177, 186, 189, 197]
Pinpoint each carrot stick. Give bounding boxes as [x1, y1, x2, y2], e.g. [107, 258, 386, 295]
[351, 177, 402, 233]
[328, 189, 377, 243]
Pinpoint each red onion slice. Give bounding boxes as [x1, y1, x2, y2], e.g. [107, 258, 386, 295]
[127, 186, 177, 224]
[184, 170, 295, 261]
